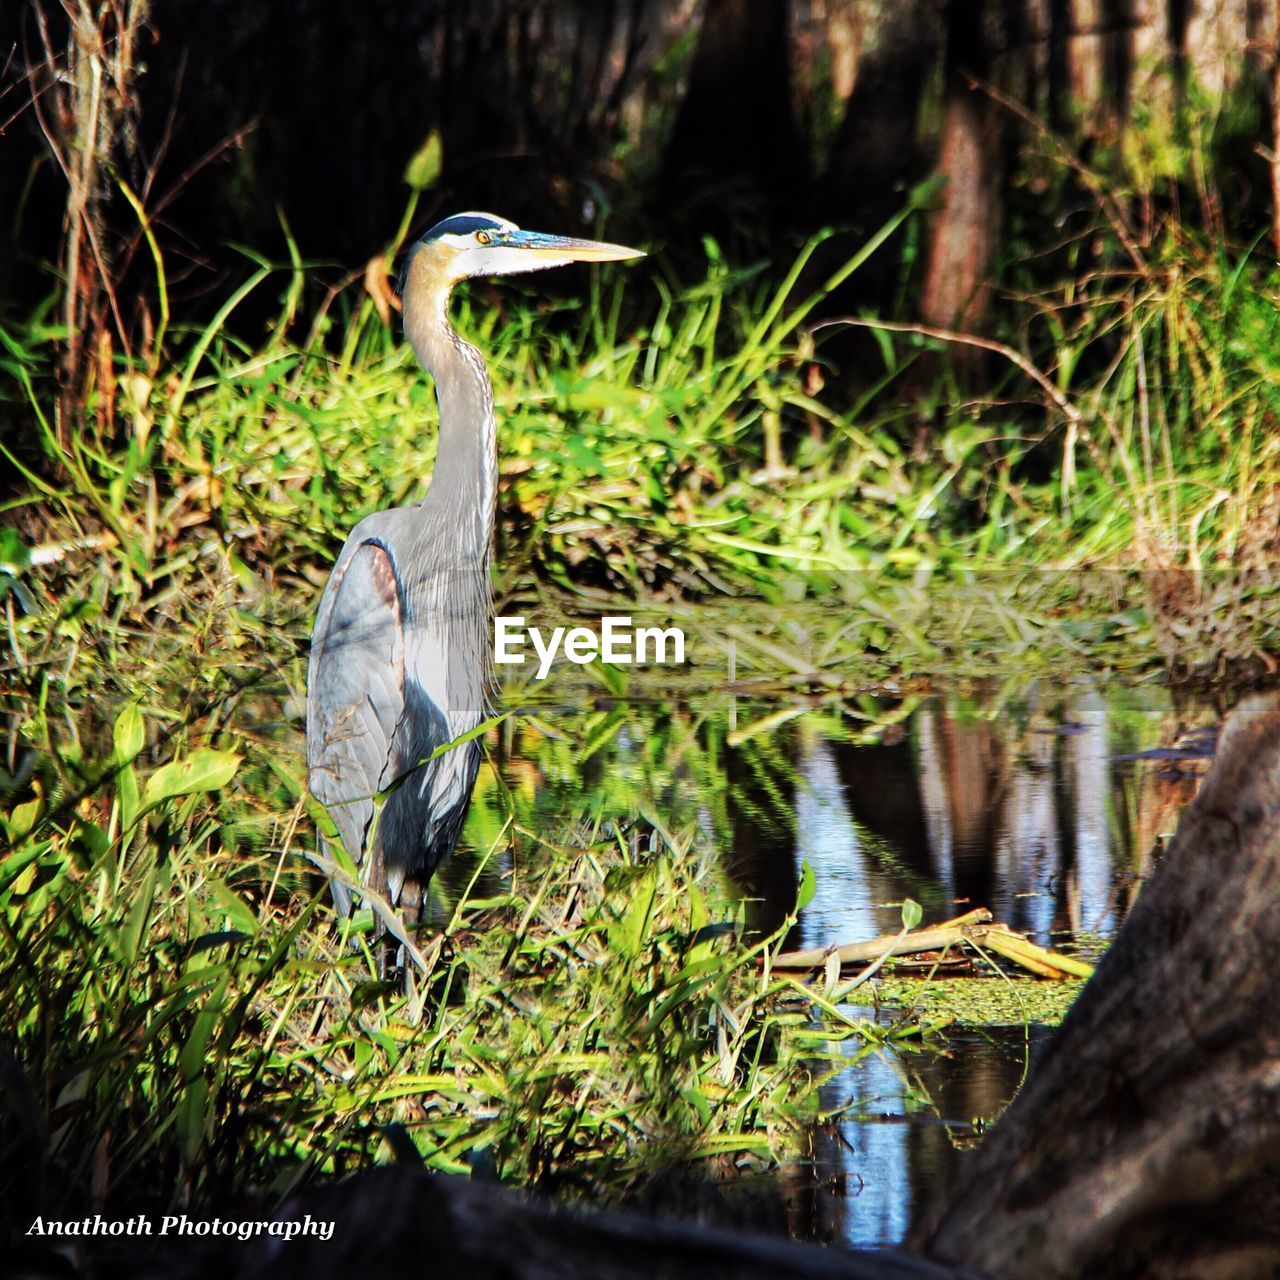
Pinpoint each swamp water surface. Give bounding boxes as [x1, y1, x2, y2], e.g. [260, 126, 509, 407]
[455, 675, 1217, 1249]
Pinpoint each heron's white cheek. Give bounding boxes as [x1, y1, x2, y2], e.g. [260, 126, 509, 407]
[458, 247, 575, 278]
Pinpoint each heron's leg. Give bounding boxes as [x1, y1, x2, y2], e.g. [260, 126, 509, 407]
[399, 876, 424, 927]
[375, 878, 424, 984]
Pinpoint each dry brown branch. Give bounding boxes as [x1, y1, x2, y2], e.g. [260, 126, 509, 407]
[26, 0, 149, 439]
[965, 72, 1146, 272]
[771, 909, 1093, 981]
[811, 316, 1140, 500]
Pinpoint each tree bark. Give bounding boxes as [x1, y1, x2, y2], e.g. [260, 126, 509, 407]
[824, 0, 943, 310]
[920, 0, 1002, 339]
[661, 0, 805, 219]
[916, 692, 1280, 1279]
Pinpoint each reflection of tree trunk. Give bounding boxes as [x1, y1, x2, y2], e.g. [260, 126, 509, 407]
[938, 717, 1005, 868]
[919, 694, 1280, 1278]
[1063, 687, 1113, 936]
[998, 731, 1064, 940]
[912, 709, 1006, 903]
[920, 0, 1001, 341]
[838, 735, 936, 875]
[798, 735, 900, 944]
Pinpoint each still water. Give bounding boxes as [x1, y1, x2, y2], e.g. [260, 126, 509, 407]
[469, 675, 1215, 1249]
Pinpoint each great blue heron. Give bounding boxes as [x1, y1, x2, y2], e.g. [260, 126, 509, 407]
[307, 212, 643, 926]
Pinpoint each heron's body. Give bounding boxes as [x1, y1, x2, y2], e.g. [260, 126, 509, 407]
[306, 212, 641, 920]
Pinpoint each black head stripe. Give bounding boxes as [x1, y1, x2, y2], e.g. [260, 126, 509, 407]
[420, 213, 511, 242]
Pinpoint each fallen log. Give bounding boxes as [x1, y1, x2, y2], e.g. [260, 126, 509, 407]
[770, 909, 993, 970]
[85, 1166, 991, 1280]
[771, 910, 1093, 981]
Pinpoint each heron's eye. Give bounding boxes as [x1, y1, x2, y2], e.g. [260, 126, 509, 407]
[476, 230, 493, 246]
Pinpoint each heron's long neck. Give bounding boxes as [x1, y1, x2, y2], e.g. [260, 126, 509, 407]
[406, 302, 498, 561]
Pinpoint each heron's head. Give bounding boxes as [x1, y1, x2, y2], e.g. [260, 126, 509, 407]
[399, 212, 644, 316]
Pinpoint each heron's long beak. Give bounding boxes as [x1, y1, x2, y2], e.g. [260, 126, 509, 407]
[470, 228, 644, 278]
[501, 229, 645, 263]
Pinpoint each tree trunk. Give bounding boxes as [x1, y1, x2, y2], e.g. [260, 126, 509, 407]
[824, 0, 943, 311]
[919, 0, 1002, 339]
[661, 0, 805, 219]
[916, 692, 1280, 1279]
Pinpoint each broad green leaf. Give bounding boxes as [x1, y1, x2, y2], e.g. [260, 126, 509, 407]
[118, 764, 141, 833]
[114, 705, 145, 831]
[72, 819, 109, 859]
[210, 878, 260, 935]
[143, 749, 241, 810]
[9, 861, 36, 896]
[0, 841, 46, 894]
[113, 703, 145, 763]
[612, 866, 658, 961]
[4, 797, 40, 842]
[901, 898, 923, 931]
[0, 527, 30, 573]
[404, 129, 443, 190]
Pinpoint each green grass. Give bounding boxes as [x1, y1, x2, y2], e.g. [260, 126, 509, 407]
[1, 687, 933, 1223]
[8, 210, 1279, 660]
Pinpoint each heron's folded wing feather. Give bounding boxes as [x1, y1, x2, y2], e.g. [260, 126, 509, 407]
[306, 542, 405, 869]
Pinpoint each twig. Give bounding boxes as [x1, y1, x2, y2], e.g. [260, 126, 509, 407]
[967, 72, 1146, 272]
[812, 316, 1140, 495]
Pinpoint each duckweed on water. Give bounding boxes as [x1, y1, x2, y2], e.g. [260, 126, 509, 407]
[873, 976, 1087, 1028]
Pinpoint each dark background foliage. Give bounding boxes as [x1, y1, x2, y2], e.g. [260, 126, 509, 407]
[4, 0, 1275, 332]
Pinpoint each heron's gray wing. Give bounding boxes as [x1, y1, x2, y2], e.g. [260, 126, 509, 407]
[307, 541, 405, 908]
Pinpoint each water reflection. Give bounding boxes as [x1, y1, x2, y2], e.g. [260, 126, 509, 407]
[797, 734, 895, 945]
[478, 677, 1215, 1249]
[764, 681, 1205, 955]
[1065, 685, 1115, 936]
